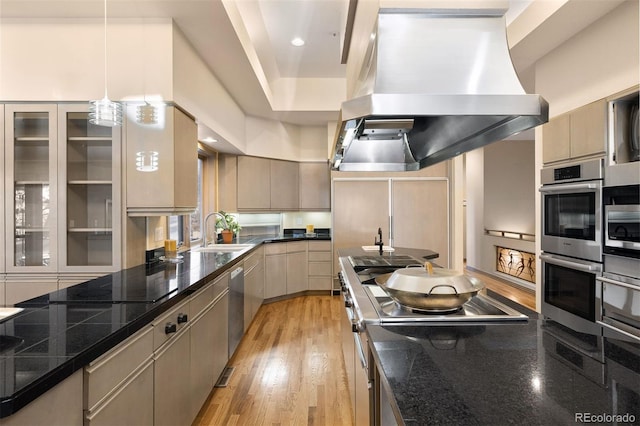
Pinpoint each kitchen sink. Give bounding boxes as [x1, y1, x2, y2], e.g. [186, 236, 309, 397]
[194, 244, 253, 253]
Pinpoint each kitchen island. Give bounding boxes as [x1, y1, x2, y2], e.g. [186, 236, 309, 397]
[337, 247, 639, 425]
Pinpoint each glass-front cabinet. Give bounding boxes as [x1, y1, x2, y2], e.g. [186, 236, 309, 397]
[5, 104, 58, 272]
[58, 104, 121, 272]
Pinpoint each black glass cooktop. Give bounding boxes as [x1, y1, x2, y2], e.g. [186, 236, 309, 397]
[348, 255, 423, 271]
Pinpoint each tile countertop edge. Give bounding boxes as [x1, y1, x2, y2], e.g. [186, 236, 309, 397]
[0, 243, 261, 419]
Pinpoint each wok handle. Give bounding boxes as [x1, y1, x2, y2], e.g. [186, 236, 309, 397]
[427, 284, 458, 296]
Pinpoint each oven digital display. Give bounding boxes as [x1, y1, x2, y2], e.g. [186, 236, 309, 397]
[554, 165, 581, 181]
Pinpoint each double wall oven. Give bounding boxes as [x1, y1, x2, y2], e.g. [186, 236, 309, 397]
[540, 159, 604, 336]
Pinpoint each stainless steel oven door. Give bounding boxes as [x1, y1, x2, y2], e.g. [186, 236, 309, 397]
[597, 274, 640, 343]
[540, 180, 602, 262]
[541, 253, 602, 335]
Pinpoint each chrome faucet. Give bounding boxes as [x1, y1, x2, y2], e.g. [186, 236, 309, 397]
[203, 212, 228, 247]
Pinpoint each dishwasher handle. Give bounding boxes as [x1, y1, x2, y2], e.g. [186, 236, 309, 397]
[230, 267, 244, 280]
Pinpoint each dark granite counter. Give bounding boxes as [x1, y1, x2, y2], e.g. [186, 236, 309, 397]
[1, 233, 334, 417]
[367, 302, 640, 425]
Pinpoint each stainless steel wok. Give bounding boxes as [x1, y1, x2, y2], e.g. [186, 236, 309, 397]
[375, 263, 485, 312]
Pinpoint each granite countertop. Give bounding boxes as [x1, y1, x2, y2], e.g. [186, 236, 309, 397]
[0, 233, 334, 417]
[367, 302, 640, 425]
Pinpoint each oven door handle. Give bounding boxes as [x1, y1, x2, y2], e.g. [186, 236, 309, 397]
[539, 182, 599, 193]
[597, 276, 639, 290]
[353, 332, 368, 370]
[540, 254, 602, 272]
[598, 319, 640, 343]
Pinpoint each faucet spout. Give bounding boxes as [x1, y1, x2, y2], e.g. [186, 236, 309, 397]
[204, 212, 228, 247]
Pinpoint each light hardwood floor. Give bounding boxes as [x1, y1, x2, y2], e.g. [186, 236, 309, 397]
[195, 275, 535, 426]
[194, 295, 352, 426]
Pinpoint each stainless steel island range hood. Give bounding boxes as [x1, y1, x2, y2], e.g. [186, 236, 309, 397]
[331, 8, 548, 172]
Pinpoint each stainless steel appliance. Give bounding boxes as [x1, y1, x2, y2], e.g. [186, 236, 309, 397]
[603, 184, 640, 260]
[597, 272, 640, 343]
[540, 253, 603, 336]
[330, 8, 547, 172]
[228, 266, 244, 358]
[540, 158, 604, 262]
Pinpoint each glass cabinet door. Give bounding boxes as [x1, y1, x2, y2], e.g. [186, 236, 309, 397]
[58, 105, 121, 271]
[5, 105, 58, 271]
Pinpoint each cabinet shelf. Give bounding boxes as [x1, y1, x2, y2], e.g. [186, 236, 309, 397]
[14, 137, 49, 142]
[68, 228, 113, 233]
[15, 180, 49, 185]
[15, 228, 47, 233]
[68, 180, 112, 185]
[67, 136, 112, 141]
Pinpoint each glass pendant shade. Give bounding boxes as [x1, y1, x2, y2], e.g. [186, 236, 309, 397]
[136, 151, 159, 172]
[137, 103, 158, 124]
[89, 96, 123, 127]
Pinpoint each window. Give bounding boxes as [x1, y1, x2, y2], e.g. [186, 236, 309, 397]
[190, 156, 204, 243]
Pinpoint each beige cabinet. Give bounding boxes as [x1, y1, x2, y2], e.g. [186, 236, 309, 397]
[126, 105, 198, 216]
[271, 159, 299, 210]
[217, 154, 238, 212]
[243, 247, 264, 329]
[84, 326, 154, 426]
[264, 243, 287, 299]
[299, 162, 331, 210]
[4, 104, 58, 273]
[333, 178, 450, 275]
[308, 240, 332, 291]
[286, 241, 308, 294]
[237, 156, 271, 210]
[542, 99, 607, 164]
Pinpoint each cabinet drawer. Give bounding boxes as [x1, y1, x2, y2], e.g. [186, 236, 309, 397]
[308, 262, 332, 277]
[85, 326, 153, 411]
[212, 271, 230, 300]
[244, 250, 261, 270]
[152, 299, 191, 350]
[308, 240, 331, 251]
[286, 241, 307, 253]
[85, 359, 154, 426]
[308, 251, 331, 262]
[265, 243, 287, 255]
[309, 277, 332, 291]
[190, 282, 214, 320]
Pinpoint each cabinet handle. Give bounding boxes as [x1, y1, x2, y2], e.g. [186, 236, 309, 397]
[165, 322, 177, 335]
[177, 313, 188, 324]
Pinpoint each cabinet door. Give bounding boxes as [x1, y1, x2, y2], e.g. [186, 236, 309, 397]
[5, 104, 58, 272]
[173, 108, 198, 208]
[333, 180, 390, 276]
[299, 162, 330, 210]
[190, 302, 217, 420]
[58, 104, 121, 272]
[571, 99, 607, 158]
[237, 156, 271, 210]
[217, 154, 238, 212]
[0, 105, 4, 274]
[264, 253, 287, 299]
[270, 159, 299, 210]
[542, 114, 571, 164]
[286, 251, 308, 294]
[392, 179, 450, 268]
[154, 327, 192, 426]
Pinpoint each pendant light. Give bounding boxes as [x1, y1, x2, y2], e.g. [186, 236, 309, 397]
[89, 0, 122, 127]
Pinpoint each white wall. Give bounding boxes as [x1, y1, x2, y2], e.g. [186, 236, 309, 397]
[0, 18, 174, 101]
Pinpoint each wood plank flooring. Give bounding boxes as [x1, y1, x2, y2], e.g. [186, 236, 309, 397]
[195, 275, 535, 426]
[194, 295, 352, 426]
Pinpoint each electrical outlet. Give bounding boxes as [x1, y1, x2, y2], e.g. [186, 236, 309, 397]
[155, 227, 164, 242]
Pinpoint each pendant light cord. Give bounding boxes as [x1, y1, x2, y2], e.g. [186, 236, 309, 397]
[103, 0, 108, 99]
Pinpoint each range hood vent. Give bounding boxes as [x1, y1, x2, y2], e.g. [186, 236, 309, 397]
[331, 8, 548, 172]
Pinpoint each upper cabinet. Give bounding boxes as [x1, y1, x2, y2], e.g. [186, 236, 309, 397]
[299, 162, 330, 211]
[543, 99, 607, 164]
[4, 104, 58, 273]
[236, 156, 300, 211]
[126, 105, 198, 216]
[57, 104, 121, 272]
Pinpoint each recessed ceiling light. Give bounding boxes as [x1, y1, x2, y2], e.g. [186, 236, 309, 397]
[202, 137, 218, 143]
[291, 37, 305, 47]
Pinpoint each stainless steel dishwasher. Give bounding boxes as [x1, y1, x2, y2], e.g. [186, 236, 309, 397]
[229, 266, 244, 358]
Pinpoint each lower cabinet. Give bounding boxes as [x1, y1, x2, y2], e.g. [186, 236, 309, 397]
[154, 325, 192, 426]
[265, 242, 308, 298]
[286, 246, 308, 294]
[308, 241, 332, 291]
[243, 247, 264, 329]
